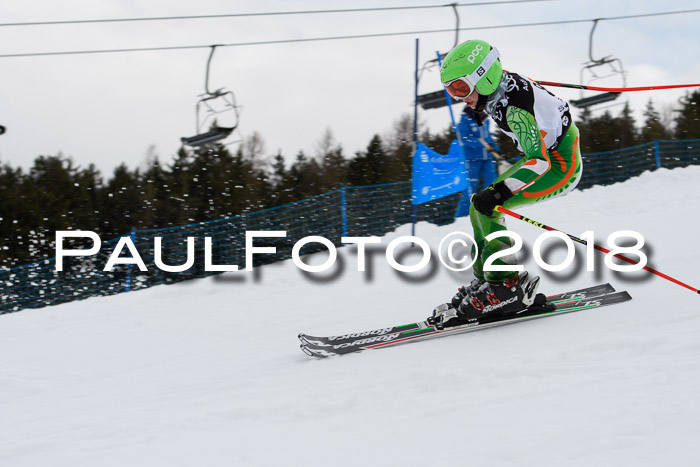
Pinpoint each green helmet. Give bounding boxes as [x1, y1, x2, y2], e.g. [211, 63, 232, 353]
[440, 40, 502, 96]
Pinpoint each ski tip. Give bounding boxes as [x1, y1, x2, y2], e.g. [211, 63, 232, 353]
[298, 334, 313, 346]
[300, 344, 328, 358]
[300, 344, 314, 357]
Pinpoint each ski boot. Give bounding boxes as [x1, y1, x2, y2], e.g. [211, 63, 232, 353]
[427, 277, 486, 328]
[430, 273, 550, 330]
[450, 278, 486, 308]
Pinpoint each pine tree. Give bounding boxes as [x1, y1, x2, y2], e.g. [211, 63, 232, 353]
[100, 163, 141, 238]
[188, 145, 240, 220]
[614, 104, 639, 149]
[241, 131, 268, 170]
[166, 147, 197, 225]
[640, 99, 673, 143]
[0, 164, 27, 266]
[348, 134, 388, 186]
[419, 124, 454, 155]
[227, 144, 271, 215]
[577, 108, 637, 153]
[383, 114, 414, 183]
[269, 152, 292, 207]
[286, 151, 320, 200]
[675, 89, 700, 139]
[365, 134, 387, 185]
[138, 156, 170, 228]
[315, 128, 348, 191]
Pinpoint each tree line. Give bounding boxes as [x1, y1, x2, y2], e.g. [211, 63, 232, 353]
[1, 91, 698, 268]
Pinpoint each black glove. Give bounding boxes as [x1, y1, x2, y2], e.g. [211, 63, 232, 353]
[470, 181, 513, 217]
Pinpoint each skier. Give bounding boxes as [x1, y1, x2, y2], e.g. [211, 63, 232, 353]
[430, 39, 583, 329]
[455, 105, 502, 218]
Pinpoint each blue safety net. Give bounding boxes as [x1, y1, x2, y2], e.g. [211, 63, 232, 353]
[2, 139, 698, 315]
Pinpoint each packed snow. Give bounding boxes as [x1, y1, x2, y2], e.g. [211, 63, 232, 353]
[2, 166, 700, 466]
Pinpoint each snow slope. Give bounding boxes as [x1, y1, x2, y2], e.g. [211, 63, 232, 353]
[2, 167, 700, 467]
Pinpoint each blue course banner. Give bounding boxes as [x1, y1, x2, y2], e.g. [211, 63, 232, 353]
[411, 140, 468, 205]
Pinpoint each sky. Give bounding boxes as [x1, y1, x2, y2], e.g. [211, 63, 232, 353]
[0, 0, 698, 177]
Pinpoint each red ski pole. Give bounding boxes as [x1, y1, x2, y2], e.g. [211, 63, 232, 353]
[533, 81, 700, 93]
[495, 206, 700, 295]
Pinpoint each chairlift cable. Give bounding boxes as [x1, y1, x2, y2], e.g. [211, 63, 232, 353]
[0, 1, 554, 28]
[0, 8, 698, 59]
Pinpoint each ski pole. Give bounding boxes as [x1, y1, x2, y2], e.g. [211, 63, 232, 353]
[495, 206, 700, 295]
[534, 81, 700, 93]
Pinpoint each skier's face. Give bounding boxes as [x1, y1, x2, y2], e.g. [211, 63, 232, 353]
[462, 91, 480, 109]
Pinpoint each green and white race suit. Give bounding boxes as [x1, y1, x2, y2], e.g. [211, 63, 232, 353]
[471, 71, 583, 282]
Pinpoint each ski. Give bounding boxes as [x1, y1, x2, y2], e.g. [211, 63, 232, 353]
[299, 286, 630, 358]
[300, 283, 616, 349]
[545, 282, 615, 302]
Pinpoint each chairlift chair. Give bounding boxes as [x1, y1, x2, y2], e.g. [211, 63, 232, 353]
[181, 45, 241, 148]
[570, 20, 627, 110]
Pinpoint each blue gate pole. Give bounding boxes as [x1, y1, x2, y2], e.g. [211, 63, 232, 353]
[411, 38, 419, 237]
[653, 140, 662, 169]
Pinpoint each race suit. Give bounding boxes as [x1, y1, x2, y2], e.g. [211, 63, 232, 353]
[471, 71, 583, 282]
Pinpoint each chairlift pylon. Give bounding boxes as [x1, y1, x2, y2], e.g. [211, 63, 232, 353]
[181, 45, 241, 148]
[570, 20, 627, 110]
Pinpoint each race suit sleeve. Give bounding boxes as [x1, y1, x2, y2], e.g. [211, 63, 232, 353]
[500, 105, 551, 194]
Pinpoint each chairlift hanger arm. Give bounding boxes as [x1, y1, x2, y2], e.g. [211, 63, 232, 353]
[416, 3, 459, 83]
[579, 18, 629, 106]
[588, 19, 603, 63]
[205, 44, 223, 96]
[451, 3, 460, 49]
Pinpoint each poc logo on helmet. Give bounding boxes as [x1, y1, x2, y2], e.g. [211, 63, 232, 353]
[467, 44, 484, 64]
